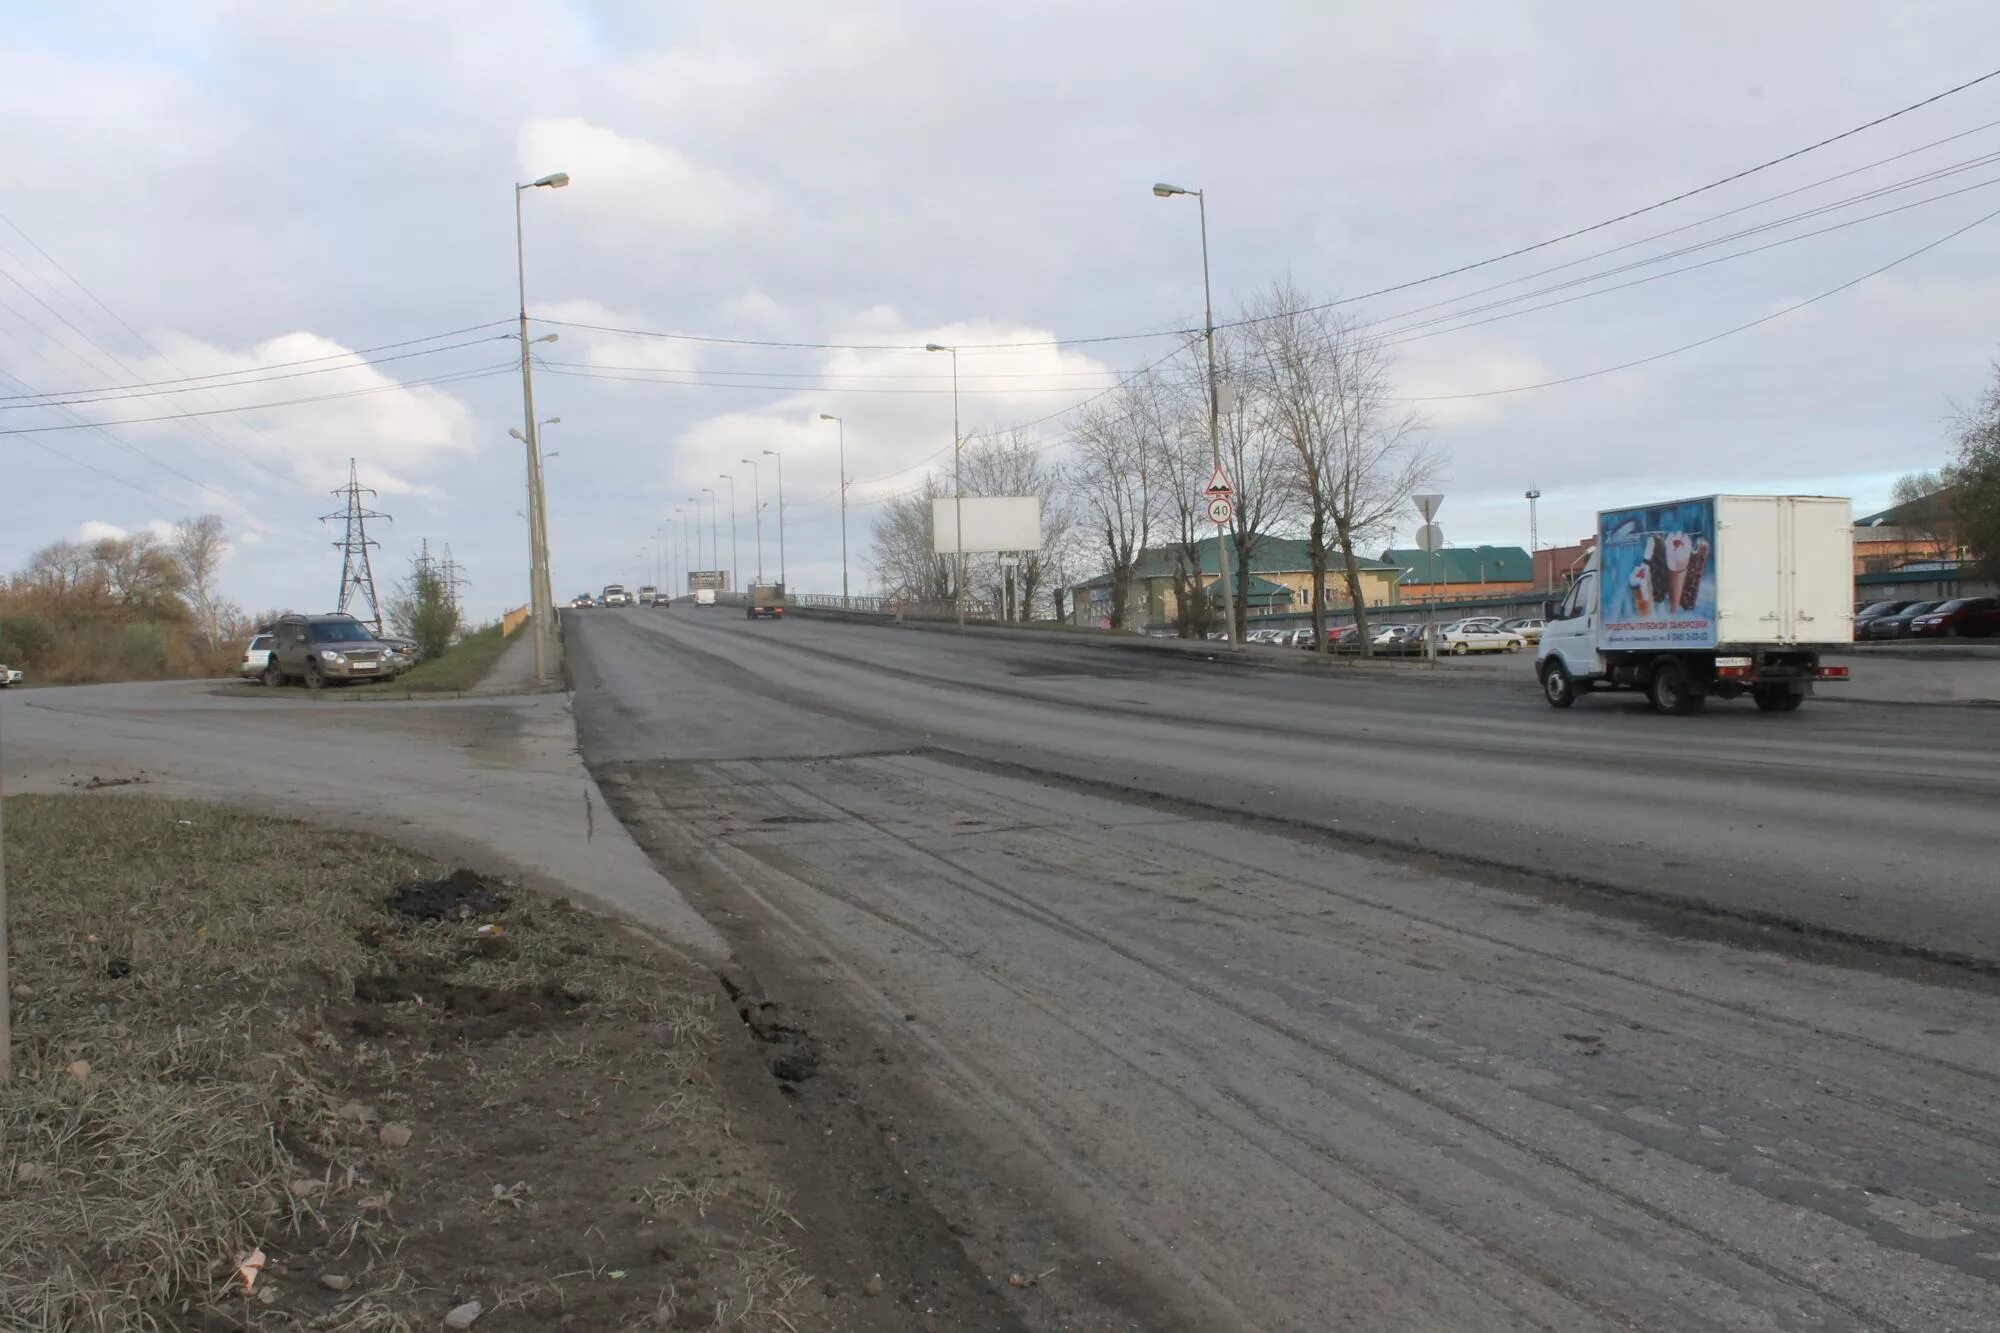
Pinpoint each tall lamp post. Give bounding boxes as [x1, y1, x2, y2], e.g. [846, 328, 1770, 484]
[686, 498, 705, 573]
[1152, 180, 1239, 649]
[923, 343, 964, 626]
[515, 169, 569, 681]
[740, 458, 764, 583]
[507, 409, 560, 643]
[818, 414, 849, 608]
[763, 448, 786, 591]
[719, 474, 739, 593]
[675, 506, 690, 596]
[699, 488, 719, 590]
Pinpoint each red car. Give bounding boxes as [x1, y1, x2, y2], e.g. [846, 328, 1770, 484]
[1904, 596, 2000, 638]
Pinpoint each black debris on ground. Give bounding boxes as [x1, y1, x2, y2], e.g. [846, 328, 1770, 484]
[386, 868, 512, 921]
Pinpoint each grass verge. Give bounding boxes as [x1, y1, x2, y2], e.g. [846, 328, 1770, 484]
[1, 794, 821, 1331]
[371, 624, 513, 694]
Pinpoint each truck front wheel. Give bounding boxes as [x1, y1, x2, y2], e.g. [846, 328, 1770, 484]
[1540, 660, 1577, 708]
[1752, 683, 1804, 712]
[1647, 659, 1704, 715]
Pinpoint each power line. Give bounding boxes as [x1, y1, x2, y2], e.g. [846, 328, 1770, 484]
[0, 360, 518, 436]
[1389, 201, 2000, 402]
[526, 69, 2000, 357]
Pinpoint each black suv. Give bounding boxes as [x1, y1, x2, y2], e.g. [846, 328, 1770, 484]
[264, 613, 394, 688]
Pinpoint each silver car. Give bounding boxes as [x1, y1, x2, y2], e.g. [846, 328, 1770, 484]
[240, 633, 275, 681]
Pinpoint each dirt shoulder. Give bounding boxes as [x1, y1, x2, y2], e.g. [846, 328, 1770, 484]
[1, 794, 1016, 1331]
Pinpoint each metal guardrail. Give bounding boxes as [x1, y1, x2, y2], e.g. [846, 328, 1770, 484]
[787, 593, 887, 613]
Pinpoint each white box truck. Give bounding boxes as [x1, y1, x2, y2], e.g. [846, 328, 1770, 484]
[1536, 495, 1853, 714]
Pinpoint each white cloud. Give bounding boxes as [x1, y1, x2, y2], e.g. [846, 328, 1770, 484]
[517, 118, 775, 237]
[73, 518, 176, 544]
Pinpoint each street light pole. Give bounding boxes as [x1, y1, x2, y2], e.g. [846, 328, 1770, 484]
[819, 415, 847, 608]
[515, 169, 569, 681]
[720, 474, 739, 592]
[1153, 181, 1239, 649]
[925, 343, 964, 626]
[740, 458, 764, 583]
[675, 506, 690, 596]
[700, 488, 719, 590]
[763, 449, 785, 591]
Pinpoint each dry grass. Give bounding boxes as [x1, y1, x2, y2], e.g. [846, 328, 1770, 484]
[0, 795, 816, 1331]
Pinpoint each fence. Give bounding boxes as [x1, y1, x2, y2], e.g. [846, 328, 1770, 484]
[500, 604, 530, 637]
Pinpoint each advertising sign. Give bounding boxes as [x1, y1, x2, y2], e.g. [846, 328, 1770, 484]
[1597, 498, 1716, 650]
[687, 570, 729, 592]
[931, 496, 1043, 554]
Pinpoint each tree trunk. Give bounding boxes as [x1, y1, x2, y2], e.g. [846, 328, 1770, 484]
[1233, 529, 1253, 639]
[1335, 522, 1374, 658]
[1308, 515, 1329, 654]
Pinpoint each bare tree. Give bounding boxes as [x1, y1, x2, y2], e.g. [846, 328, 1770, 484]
[869, 474, 955, 604]
[1244, 281, 1435, 655]
[1138, 366, 1219, 637]
[171, 515, 228, 647]
[1889, 470, 1957, 560]
[1214, 324, 1301, 637]
[959, 430, 1074, 621]
[1069, 389, 1162, 631]
[90, 533, 189, 615]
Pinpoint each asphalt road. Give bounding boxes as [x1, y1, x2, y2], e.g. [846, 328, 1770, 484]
[568, 606, 2000, 1331]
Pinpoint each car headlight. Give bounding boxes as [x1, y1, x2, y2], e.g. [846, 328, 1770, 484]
[1913, 617, 1941, 625]
[320, 649, 345, 661]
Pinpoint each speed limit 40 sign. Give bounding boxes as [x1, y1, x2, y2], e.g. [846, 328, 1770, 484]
[1207, 496, 1233, 525]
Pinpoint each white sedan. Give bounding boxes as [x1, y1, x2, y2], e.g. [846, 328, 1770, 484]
[0, 663, 20, 687]
[1436, 622, 1526, 655]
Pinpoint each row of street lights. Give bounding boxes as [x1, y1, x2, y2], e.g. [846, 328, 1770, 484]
[515, 173, 1221, 655]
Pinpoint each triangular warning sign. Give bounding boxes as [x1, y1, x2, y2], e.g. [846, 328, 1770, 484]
[1204, 466, 1233, 497]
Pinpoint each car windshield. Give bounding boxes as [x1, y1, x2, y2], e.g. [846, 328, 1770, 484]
[1925, 600, 1967, 613]
[1858, 601, 1906, 616]
[1898, 602, 1942, 616]
[308, 621, 375, 644]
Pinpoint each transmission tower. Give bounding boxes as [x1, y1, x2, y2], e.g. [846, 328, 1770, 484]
[1525, 485, 1542, 553]
[439, 544, 470, 615]
[322, 458, 389, 635]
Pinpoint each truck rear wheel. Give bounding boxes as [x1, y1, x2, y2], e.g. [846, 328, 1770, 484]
[1540, 660, 1576, 708]
[1647, 659, 1704, 715]
[1752, 684, 1804, 712]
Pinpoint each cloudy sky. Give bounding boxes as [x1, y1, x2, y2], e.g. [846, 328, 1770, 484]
[5, 2, 2000, 619]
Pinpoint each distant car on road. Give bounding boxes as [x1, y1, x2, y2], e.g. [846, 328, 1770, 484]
[1904, 596, 2000, 638]
[240, 633, 275, 681]
[264, 613, 395, 688]
[601, 584, 632, 608]
[747, 583, 786, 620]
[1860, 600, 1946, 639]
[695, 588, 717, 607]
[636, 585, 658, 607]
[570, 593, 594, 609]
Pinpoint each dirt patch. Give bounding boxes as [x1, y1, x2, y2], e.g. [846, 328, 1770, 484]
[385, 867, 512, 920]
[0, 794, 903, 1331]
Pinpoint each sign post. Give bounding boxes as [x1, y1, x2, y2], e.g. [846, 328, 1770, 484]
[1204, 468, 1237, 643]
[1413, 493, 1445, 663]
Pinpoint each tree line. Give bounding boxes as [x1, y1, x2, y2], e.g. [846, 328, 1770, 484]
[871, 281, 1439, 655]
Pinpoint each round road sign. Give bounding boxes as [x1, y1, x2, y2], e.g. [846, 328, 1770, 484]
[1207, 496, 1234, 525]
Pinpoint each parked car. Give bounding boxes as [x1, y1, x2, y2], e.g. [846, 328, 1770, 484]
[1245, 627, 1286, 645]
[1854, 599, 1916, 627]
[1502, 617, 1546, 644]
[1860, 600, 1946, 640]
[1437, 621, 1526, 655]
[240, 633, 276, 681]
[601, 584, 631, 608]
[1455, 616, 1507, 632]
[378, 636, 419, 673]
[0, 663, 21, 687]
[263, 613, 396, 688]
[1373, 624, 1424, 653]
[1904, 596, 2000, 638]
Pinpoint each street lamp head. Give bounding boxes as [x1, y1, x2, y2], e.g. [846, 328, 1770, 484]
[818, 413, 839, 422]
[762, 449, 778, 457]
[531, 172, 570, 189]
[924, 343, 948, 353]
[507, 427, 526, 442]
[532, 333, 559, 345]
[542, 416, 560, 426]
[1153, 182, 1187, 198]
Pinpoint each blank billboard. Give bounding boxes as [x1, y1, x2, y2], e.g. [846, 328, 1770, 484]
[932, 496, 1043, 554]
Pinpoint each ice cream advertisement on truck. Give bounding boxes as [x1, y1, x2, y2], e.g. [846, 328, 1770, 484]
[1598, 498, 1717, 651]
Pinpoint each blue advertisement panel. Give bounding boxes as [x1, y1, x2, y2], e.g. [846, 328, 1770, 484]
[1597, 498, 1717, 650]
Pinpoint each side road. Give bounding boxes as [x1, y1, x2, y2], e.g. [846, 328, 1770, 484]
[0, 681, 726, 962]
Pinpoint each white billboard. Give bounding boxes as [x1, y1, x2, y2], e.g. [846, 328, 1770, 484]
[931, 496, 1042, 554]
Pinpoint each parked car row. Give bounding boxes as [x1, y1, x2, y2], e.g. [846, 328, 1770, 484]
[1245, 615, 1538, 655]
[1854, 597, 2000, 639]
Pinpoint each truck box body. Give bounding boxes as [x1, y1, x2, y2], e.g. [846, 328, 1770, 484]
[1595, 495, 1851, 651]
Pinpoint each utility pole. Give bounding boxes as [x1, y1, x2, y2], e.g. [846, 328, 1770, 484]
[440, 544, 469, 616]
[322, 458, 388, 635]
[1153, 182, 1239, 648]
[763, 448, 786, 591]
[924, 344, 964, 625]
[719, 475, 739, 592]
[1526, 485, 1542, 553]
[514, 170, 568, 683]
[699, 489, 719, 588]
